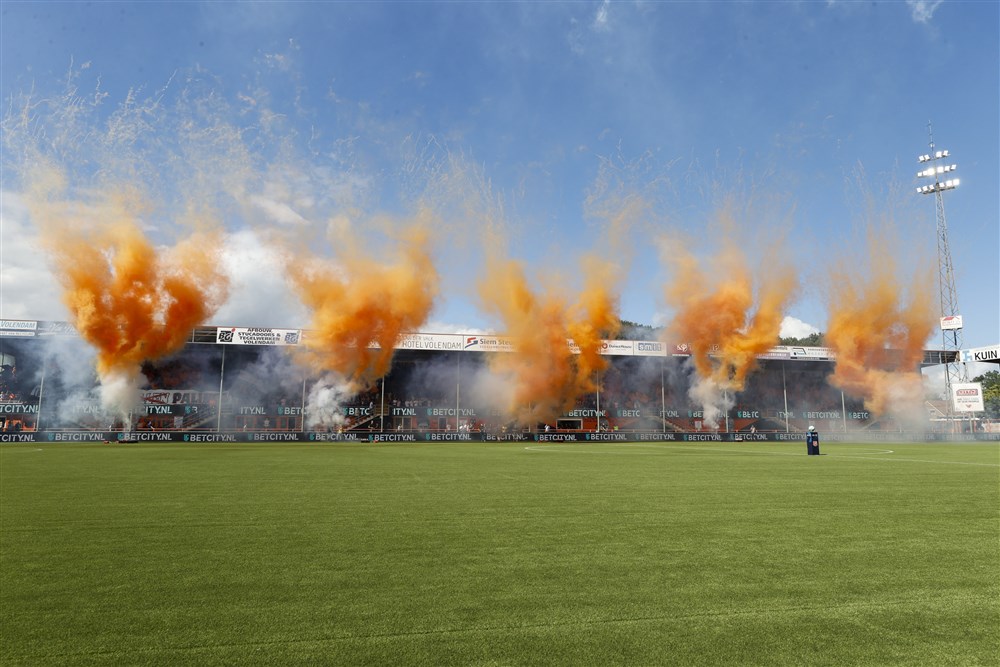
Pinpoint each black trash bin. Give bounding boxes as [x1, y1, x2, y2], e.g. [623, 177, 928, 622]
[806, 426, 820, 455]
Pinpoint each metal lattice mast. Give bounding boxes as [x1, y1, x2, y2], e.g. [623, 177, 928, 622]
[916, 123, 968, 416]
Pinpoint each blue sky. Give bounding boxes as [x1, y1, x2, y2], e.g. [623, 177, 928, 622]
[1, 1, 997, 359]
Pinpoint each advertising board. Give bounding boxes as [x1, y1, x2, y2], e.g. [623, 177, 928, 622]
[952, 382, 984, 412]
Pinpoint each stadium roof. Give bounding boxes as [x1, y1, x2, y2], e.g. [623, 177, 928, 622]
[3, 319, 994, 368]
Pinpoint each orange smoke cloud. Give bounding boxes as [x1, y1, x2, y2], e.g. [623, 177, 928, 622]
[568, 255, 622, 391]
[31, 182, 229, 381]
[825, 233, 935, 416]
[663, 240, 796, 392]
[478, 246, 621, 425]
[289, 220, 439, 390]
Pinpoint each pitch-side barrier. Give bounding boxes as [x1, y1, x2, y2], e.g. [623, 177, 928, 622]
[2, 430, 997, 443]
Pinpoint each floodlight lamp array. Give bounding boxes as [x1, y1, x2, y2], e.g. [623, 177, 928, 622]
[916, 179, 959, 194]
[917, 150, 950, 162]
[917, 164, 957, 178]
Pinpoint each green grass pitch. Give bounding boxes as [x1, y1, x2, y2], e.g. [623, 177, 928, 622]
[1, 441, 998, 665]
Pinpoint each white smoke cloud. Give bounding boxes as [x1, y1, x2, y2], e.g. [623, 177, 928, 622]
[98, 369, 142, 425]
[688, 374, 735, 431]
[213, 229, 310, 328]
[305, 374, 355, 429]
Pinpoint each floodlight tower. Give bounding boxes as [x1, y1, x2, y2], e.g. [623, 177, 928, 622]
[916, 123, 968, 419]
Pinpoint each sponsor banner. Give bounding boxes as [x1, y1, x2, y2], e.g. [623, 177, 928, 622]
[0, 319, 38, 331]
[234, 405, 304, 417]
[564, 409, 606, 418]
[31, 431, 314, 443]
[615, 409, 643, 418]
[940, 315, 963, 331]
[369, 433, 419, 443]
[636, 432, 678, 441]
[963, 345, 999, 364]
[395, 333, 465, 351]
[69, 404, 105, 416]
[0, 403, 40, 414]
[731, 433, 770, 442]
[463, 335, 515, 353]
[183, 433, 240, 443]
[952, 382, 985, 412]
[483, 432, 530, 442]
[141, 404, 185, 416]
[76, 432, 310, 443]
[216, 327, 301, 346]
[0, 433, 38, 442]
[683, 433, 724, 442]
[536, 433, 583, 442]
[36, 321, 79, 336]
[758, 347, 792, 360]
[423, 432, 476, 442]
[116, 432, 176, 442]
[309, 432, 366, 442]
[5, 429, 995, 445]
[46, 432, 109, 442]
[425, 407, 477, 417]
[584, 432, 629, 441]
[819, 432, 921, 442]
[237, 406, 271, 416]
[566, 339, 622, 355]
[493, 338, 638, 356]
[600, 340, 634, 356]
[143, 391, 175, 405]
[802, 411, 842, 420]
[788, 346, 835, 360]
[633, 341, 667, 357]
[246, 432, 305, 442]
[0, 330, 35, 337]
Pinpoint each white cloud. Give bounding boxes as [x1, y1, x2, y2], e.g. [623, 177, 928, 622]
[906, 0, 944, 23]
[779, 316, 820, 340]
[0, 192, 68, 321]
[422, 320, 494, 336]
